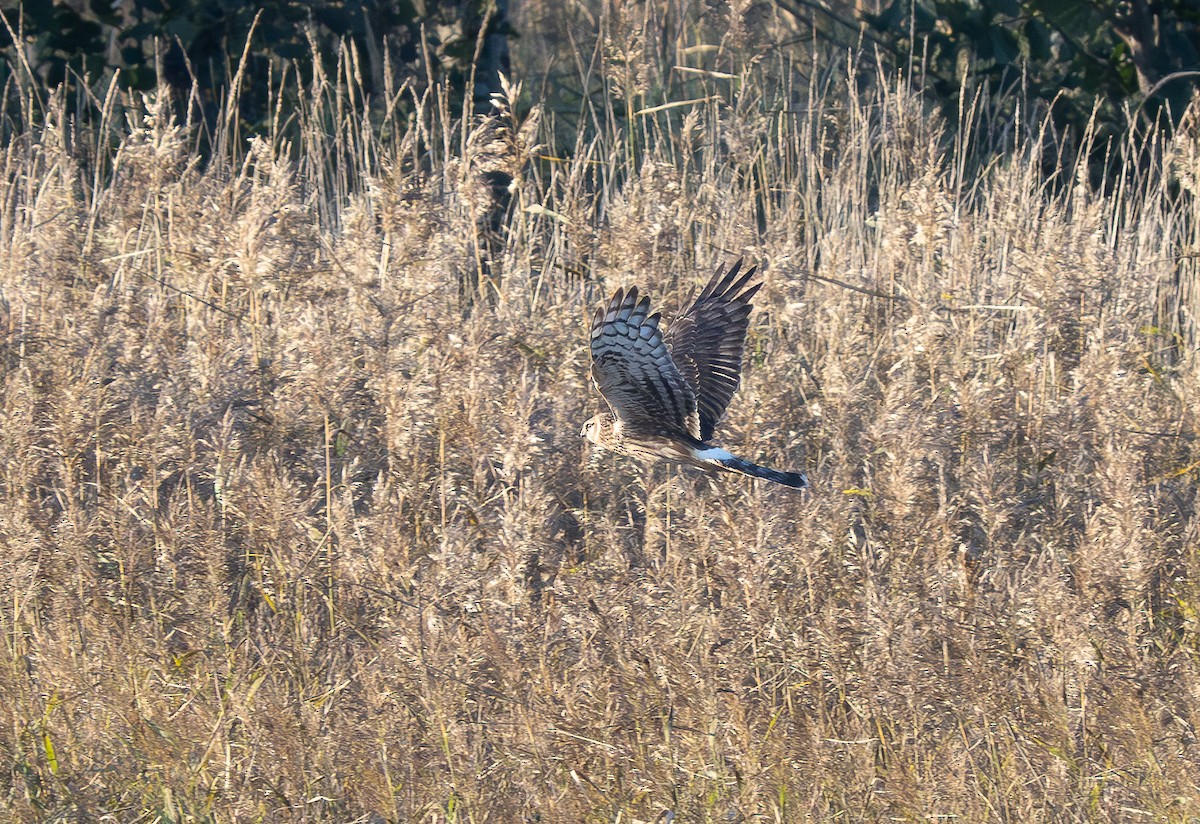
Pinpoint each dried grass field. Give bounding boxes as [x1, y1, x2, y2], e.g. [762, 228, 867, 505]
[1, 7, 1200, 822]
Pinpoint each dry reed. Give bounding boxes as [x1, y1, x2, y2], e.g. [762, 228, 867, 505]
[0, 3, 1197, 821]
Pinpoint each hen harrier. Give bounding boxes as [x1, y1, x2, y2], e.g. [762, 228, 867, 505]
[581, 260, 808, 489]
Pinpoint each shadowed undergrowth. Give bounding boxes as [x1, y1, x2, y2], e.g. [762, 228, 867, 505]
[0, 12, 1199, 823]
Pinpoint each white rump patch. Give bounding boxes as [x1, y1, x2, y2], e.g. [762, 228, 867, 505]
[693, 446, 734, 463]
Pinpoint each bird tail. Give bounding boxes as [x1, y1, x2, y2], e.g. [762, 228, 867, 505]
[694, 447, 809, 489]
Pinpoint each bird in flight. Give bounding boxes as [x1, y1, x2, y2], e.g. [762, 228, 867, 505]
[581, 259, 808, 489]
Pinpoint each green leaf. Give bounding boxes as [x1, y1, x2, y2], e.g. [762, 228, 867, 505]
[989, 27, 1020, 64]
[864, 0, 907, 31]
[42, 731, 58, 775]
[274, 42, 308, 60]
[121, 22, 156, 42]
[1029, 0, 1104, 36]
[89, 0, 121, 25]
[1024, 19, 1053, 61]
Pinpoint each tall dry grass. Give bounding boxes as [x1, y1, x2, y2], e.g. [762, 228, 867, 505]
[0, 4, 1198, 821]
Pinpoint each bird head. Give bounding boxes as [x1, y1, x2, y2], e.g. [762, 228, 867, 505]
[580, 413, 615, 445]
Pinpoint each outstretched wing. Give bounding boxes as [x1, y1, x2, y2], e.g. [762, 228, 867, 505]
[663, 259, 761, 441]
[590, 287, 701, 440]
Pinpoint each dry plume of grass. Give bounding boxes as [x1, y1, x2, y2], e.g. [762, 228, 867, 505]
[0, 5, 1199, 821]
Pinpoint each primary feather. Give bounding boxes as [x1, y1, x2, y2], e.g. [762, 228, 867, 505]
[663, 259, 761, 441]
[589, 286, 701, 439]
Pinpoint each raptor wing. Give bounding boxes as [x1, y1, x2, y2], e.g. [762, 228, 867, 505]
[590, 287, 701, 440]
[663, 259, 761, 440]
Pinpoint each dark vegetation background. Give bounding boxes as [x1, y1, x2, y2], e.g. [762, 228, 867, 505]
[0, 0, 1198, 821]
[7, 1, 1199, 153]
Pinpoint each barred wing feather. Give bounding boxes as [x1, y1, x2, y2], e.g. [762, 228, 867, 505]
[663, 259, 761, 441]
[590, 287, 701, 440]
